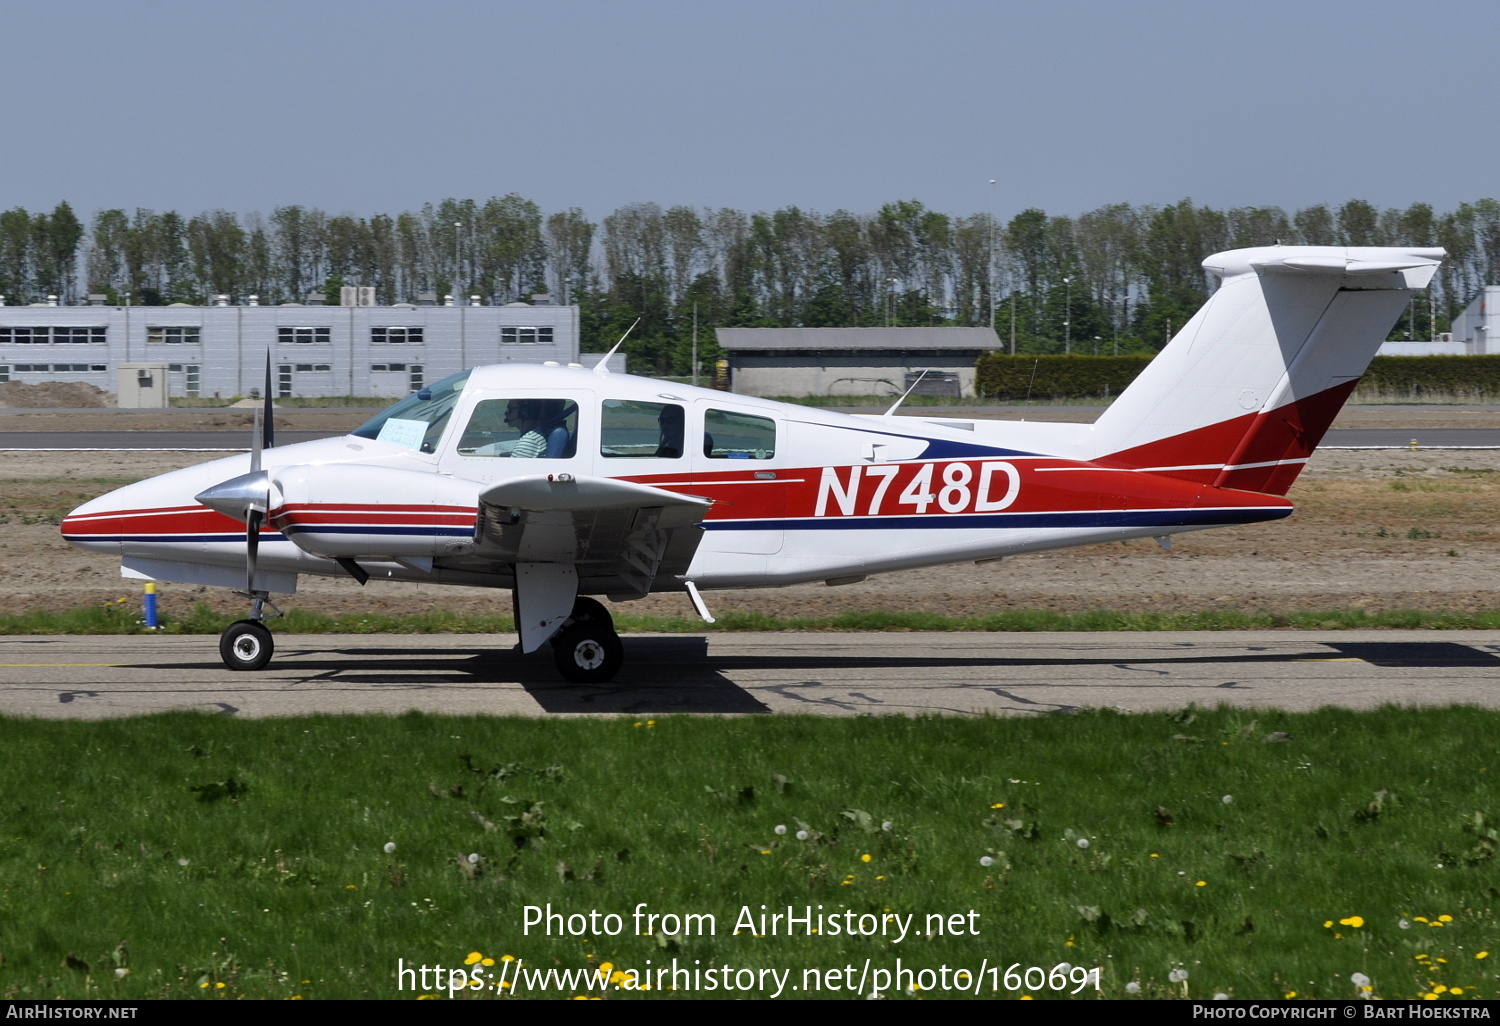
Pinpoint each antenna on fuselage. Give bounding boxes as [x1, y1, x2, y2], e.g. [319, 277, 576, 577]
[593, 318, 641, 376]
[882, 369, 930, 417]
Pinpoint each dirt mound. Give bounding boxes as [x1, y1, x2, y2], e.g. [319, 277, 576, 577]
[0, 381, 112, 408]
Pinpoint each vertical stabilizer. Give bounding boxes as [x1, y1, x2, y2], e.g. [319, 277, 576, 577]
[1090, 246, 1442, 494]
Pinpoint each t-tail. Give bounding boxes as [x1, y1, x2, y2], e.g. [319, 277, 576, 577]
[1088, 245, 1443, 494]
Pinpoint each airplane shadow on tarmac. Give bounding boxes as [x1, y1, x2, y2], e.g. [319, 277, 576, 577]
[122, 637, 1500, 716]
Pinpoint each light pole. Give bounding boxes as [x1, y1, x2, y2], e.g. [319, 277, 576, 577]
[453, 221, 462, 300]
[1063, 275, 1071, 355]
[988, 179, 997, 338]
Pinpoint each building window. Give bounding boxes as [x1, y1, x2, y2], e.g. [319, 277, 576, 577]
[11, 363, 100, 372]
[0, 326, 106, 344]
[371, 363, 407, 372]
[278, 364, 292, 397]
[372, 326, 423, 345]
[168, 363, 202, 396]
[0, 366, 8, 382]
[501, 326, 554, 345]
[410, 364, 424, 392]
[278, 326, 331, 345]
[147, 326, 201, 345]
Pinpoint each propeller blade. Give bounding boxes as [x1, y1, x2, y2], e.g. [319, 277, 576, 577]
[246, 508, 262, 592]
[250, 405, 262, 475]
[263, 353, 275, 451]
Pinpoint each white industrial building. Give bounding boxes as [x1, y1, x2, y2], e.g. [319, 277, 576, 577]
[715, 327, 999, 398]
[0, 291, 582, 403]
[1445, 286, 1500, 355]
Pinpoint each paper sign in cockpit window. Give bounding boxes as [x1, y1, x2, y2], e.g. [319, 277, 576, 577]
[376, 417, 429, 450]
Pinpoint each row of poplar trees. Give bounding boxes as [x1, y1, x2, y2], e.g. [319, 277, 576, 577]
[2, 197, 1497, 374]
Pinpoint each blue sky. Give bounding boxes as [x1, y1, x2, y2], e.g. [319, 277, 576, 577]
[1, 0, 1491, 222]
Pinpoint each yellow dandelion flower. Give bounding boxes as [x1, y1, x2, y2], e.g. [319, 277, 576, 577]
[876, 875, 886, 880]
[500, 981, 510, 989]
[599, 962, 613, 975]
[991, 803, 1005, 808]
[1424, 993, 1439, 1001]
[345, 884, 357, 890]
[1434, 985, 1448, 994]
[1340, 916, 1365, 928]
[1150, 853, 1159, 858]
[199, 982, 209, 989]
[501, 955, 515, 962]
[1416, 955, 1429, 961]
[416, 994, 438, 1000]
[1195, 880, 1206, 887]
[1361, 986, 1373, 993]
[1325, 921, 1335, 928]
[1451, 988, 1464, 996]
[215, 982, 226, 990]
[646, 720, 656, 728]
[1414, 917, 1430, 923]
[465, 952, 484, 965]
[1476, 952, 1489, 960]
[1284, 992, 1297, 999]
[861, 854, 872, 863]
[481, 957, 494, 966]
[1439, 914, 1454, 922]
[1437, 958, 1448, 964]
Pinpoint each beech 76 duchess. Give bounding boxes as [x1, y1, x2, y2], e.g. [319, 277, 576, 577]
[62, 245, 1442, 683]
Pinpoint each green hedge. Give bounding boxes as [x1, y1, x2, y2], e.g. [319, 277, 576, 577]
[974, 354, 1153, 400]
[975, 353, 1500, 401]
[1358, 354, 1500, 396]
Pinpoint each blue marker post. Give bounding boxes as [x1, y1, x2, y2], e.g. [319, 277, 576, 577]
[143, 582, 158, 630]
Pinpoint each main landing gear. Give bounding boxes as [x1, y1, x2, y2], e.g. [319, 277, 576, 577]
[219, 591, 280, 671]
[550, 596, 624, 684]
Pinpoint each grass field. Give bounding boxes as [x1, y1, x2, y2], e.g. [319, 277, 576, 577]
[10, 602, 1500, 637]
[1, 708, 1496, 1001]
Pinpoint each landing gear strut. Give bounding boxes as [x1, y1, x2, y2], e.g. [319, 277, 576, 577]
[219, 590, 280, 671]
[551, 597, 623, 684]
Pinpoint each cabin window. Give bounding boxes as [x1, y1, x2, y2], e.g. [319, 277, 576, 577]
[457, 398, 578, 458]
[600, 400, 683, 459]
[704, 409, 775, 459]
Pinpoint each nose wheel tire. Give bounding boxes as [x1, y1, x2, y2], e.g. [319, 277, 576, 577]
[551, 623, 623, 684]
[220, 619, 274, 671]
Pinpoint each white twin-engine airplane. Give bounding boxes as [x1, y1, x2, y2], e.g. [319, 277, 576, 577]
[62, 245, 1442, 683]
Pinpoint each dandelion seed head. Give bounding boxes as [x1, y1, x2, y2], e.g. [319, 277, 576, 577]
[467, 853, 480, 864]
[177, 858, 190, 867]
[881, 821, 893, 831]
[774, 824, 787, 835]
[1351, 972, 1371, 988]
[795, 830, 809, 841]
[1125, 981, 1140, 994]
[1214, 993, 1229, 1000]
[1221, 794, 1233, 804]
[1169, 969, 1188, 983]
[383, 842, 396, 854]
[979, 856, 994, 867]
[1077, 838, 1090, 849]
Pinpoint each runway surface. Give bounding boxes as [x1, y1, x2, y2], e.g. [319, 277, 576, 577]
[3, 630, 1498, 719]
[3, 428, 1500, 450]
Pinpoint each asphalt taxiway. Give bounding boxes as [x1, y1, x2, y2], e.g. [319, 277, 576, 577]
[2, 630, 1497, 719]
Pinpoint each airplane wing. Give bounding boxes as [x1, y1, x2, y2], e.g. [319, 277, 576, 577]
[470, 474, 711, 652]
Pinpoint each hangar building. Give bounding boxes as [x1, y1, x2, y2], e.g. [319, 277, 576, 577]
[714, 327, 999, 398]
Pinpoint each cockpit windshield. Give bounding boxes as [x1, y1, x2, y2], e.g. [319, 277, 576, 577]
[350, 369, 472, 453]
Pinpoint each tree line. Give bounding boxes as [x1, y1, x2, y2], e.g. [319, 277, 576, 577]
[1, 196, 1497, 374]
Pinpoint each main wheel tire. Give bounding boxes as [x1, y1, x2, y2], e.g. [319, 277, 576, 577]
[220, 619, 274, 671]
[551, 622, 624, 684]
[569, 596, 612, 628]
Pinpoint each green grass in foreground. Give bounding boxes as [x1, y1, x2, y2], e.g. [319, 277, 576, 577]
[10, 601, 1500, 636]
[1, 709, 1497, 1001]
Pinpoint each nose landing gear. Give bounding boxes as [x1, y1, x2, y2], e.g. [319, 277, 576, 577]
[219, 590, 281, 671]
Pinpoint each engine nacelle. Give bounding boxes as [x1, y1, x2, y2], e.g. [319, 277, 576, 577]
[271, 463, 480, 559]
